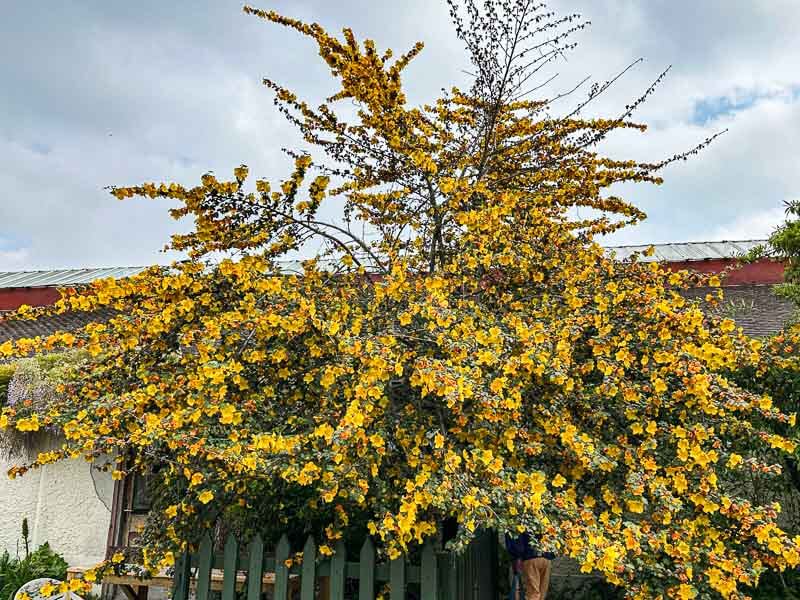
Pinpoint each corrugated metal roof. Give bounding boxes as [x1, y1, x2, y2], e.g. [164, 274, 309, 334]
[0, 240, 774, 289]
[0, 267, 148, 289]
[606, 240, 769, 262]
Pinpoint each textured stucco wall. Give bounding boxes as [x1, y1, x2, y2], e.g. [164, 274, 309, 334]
[0, 445, 113, 567]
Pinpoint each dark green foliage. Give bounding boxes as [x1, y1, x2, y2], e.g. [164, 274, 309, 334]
[746, 569, 800, 600]
[769, 200, 800, 303]
[747, 199, 800, 310]
[0, 542, 68, 600]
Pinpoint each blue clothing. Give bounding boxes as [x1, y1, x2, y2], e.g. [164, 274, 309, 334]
[505, 532, 555, 561]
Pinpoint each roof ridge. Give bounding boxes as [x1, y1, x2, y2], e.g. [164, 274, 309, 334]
[605, 239, 768, 249]
[0, 266, 149, 274]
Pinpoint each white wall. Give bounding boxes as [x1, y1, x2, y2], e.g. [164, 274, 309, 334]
[0, 443, 113, 567]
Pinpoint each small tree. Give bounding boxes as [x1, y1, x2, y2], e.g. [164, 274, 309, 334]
[1, 2, 798, 597]
[745, 200, 800, 314]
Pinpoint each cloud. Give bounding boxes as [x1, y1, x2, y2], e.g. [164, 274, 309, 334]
[0, 249, 30, 270]
[691, 86, 800, 126]
[0, 0, 798, 269]
[703, 206, 786, 242]
[599, 88, 800, 246]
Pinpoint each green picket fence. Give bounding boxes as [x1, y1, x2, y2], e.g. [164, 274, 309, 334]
[171, 530, 498, 600]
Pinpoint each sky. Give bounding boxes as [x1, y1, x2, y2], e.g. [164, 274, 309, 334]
[1, 0, 798, 270]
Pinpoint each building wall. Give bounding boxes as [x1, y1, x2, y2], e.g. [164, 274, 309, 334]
[0, 443, 113, 567]
[0, 287, 62, 311]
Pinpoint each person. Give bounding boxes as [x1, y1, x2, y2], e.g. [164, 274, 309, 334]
[505, 531, 555, 600]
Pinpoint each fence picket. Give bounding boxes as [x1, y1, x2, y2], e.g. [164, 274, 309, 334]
[196, 533, 214, 600]
[274, 534, 291, 600]
[421, 541, 438, 600]
[247, 535, 264, 600]
[437, 552, 454, 600]
[390, 556, 405, 600]
[329, 540, 346, 600]
[221, 533, 239, 600]
[358, 537, 376, 600]
[172, 549, 191, 600]
[301, 535, 317, 600]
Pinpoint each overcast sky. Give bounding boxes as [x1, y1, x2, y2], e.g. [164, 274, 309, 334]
[1, 1, 798, 270]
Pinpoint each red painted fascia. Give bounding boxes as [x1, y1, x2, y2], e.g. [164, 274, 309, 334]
[0, 287, 62, 311]
[664, 257, 784, 286]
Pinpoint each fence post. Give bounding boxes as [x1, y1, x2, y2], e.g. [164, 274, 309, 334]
[359, 537, 376, 600]
[274, 534, 291, 600]
[475, 530, 498, 600]
[221, 534, 239, 600]
[390, 556, 406, 600]
[171, 549, 191, 600]
[247, 535, 264, 600]
[329, 540, 346, 600]
[301, 536, 317, 600]
[437, 551, 455, 600]
[196, 533, 214, 600]
[421, 541, 438, 600]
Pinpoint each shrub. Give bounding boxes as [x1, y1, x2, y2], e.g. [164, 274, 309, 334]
[0, 522, 68, 600]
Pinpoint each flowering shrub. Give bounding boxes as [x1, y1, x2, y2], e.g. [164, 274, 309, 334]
[1, 2, 799, 597]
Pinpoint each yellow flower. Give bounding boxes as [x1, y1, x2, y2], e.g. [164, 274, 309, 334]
[626, 498, 644, 513]
[489, 377, 506, 394]
[15, 415, 40, 432]
[198, 490, 214, 504]
[219, 404, 240, 425]
[727, 453, 743, 468]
